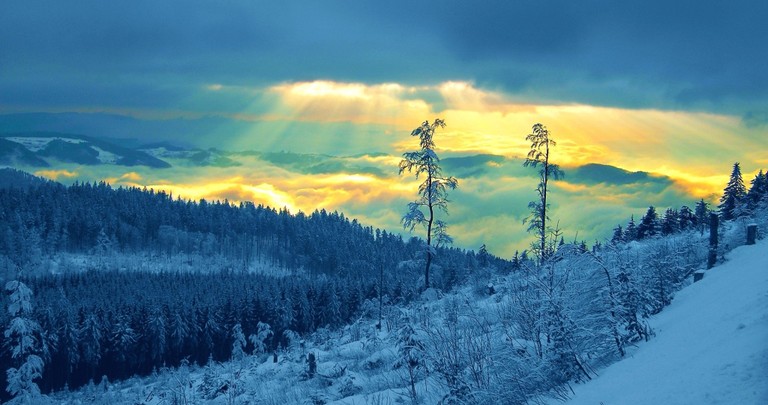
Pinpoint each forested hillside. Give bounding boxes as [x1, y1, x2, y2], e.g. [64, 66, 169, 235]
[0, 168, 505, 280]
[0, 168, 509, 398]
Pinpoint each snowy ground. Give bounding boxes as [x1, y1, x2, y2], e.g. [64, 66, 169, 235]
[42, 232, 768, 404]
[559, 239, 768, 405]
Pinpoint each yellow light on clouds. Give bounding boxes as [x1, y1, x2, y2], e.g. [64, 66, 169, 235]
[268, 81, 431, 126]
[35, 169, 78, 180]
[262, 79, 765, 201]
[148, 181, 298, 213]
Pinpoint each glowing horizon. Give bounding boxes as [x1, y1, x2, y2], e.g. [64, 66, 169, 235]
[21, 78, 765, 258]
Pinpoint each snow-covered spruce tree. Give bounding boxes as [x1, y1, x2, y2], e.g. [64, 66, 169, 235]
[523, 123, 564, 264]
[4, 280, 46, 403]
[610, 252, 653, 344]
[78, 311, 103, 377]
[109, 313, 136, 376]
[231, 323, 246, 362]
[146, 307, 167, 368]
[249, 321, 272, 356]
[719, 162, 747, 221]
[168, 309, 189, 365]
[399, 119, 458, 290]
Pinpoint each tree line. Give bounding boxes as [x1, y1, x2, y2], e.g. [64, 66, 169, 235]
[0, 168, 507, 282]
[611, 163, 768, 244]
[3, 269, 414, 394]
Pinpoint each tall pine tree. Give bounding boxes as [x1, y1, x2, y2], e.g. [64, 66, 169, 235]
[637, 206, 659, 239]
[523, 123, 564, 263]
[399, 119, 458, 290]
[4, 281, 46, 402]
[694, 199, 710, 235]
[719, 162, 747, 220]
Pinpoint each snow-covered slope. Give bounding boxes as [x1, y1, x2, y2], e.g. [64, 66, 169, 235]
[560, 239, 768, 405]
[39, 225, 767, 405]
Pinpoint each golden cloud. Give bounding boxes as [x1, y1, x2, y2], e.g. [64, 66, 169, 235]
[235, 80, 764, 200]
[267, 80, 432, 126]
[35, 169, 78, 180]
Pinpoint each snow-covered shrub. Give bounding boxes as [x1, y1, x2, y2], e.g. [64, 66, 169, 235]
[336, 373, 362, 398]
[198, 359, 225, 400]
[393, 317, 426, 402]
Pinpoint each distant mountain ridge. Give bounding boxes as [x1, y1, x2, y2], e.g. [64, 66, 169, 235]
[570, 163, 657, 185]
[1, 131, 672, 190]
[0, 132, 171, 168]
[0, 137, 51, 167]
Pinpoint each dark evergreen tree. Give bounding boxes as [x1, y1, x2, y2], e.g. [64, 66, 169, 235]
[677, 205, 696, 231]
[78, 311, 103, 377]
[611, 225, 624, 244]
[108, 313, 136, 379]
[719, 162, 747, 220]
[625, 216, 638, 241]
[636, 207, 659, 239]
[747, 169, 767, 209]
[146, 307, 167, 369]
[168, 309, 189, 365]
[694, 199, 711, 235]
[661, 208, 679, 236]
[478, 244, 489, 267]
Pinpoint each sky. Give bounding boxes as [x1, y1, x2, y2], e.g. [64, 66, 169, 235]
[1, 1, 767, 257]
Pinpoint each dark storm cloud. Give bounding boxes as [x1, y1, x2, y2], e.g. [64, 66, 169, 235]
[2, 0, 766, 116]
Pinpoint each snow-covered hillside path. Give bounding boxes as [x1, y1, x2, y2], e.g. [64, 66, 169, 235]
[562, 239, 768, 405]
